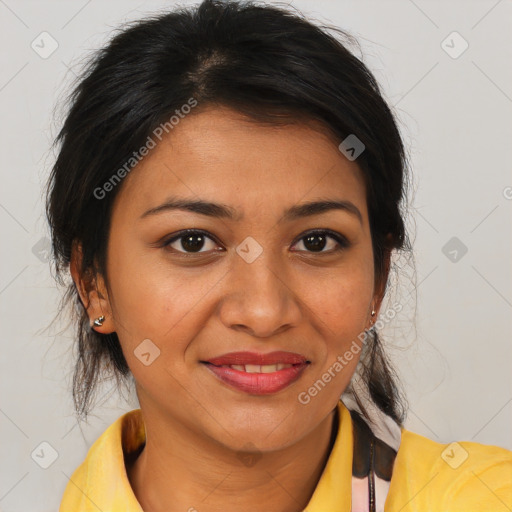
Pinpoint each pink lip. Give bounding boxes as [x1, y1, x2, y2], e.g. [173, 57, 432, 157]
[202, 351, 309, 395]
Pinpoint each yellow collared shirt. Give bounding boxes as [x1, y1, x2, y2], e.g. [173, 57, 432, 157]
[59, 400, 512, 511]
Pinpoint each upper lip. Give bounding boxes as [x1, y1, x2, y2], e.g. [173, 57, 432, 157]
[204, 351, 308, 366]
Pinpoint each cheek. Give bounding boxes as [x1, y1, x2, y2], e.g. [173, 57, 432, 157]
[300, 250, 374, 375]
[294, 277, 373, 417]
[106, 233, 223, 358]
[306, 256, 374, 335]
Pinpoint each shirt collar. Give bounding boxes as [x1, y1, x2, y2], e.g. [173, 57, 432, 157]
[69, 400, 353, 511]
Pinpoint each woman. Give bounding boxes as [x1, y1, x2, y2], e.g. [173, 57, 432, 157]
[46, 1, 512, 511]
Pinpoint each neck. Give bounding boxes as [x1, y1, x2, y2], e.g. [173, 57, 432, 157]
[127, 404, 339, 512]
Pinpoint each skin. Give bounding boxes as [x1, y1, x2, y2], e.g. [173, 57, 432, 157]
[71, 106, 389, 512]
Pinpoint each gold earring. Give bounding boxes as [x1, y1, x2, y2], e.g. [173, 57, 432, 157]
[93, 315, 105, 327]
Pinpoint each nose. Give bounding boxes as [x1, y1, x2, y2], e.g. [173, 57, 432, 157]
[217, 250, 302, 338]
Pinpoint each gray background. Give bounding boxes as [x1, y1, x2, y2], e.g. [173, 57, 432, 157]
[1, 0, 511, 510]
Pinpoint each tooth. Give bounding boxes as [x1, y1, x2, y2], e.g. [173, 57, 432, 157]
[221, 363, 294, 373]
[244, 364, 261, 373]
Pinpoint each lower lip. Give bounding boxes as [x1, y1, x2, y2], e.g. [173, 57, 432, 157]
[203, 363, 309, 395]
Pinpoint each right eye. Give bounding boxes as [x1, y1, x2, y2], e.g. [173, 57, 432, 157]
[162, 229, 222, 254]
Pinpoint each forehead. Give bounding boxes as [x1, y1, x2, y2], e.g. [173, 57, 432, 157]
[112, 107, 368, 222]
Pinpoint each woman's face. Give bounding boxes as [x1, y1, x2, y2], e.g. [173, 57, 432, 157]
[95, 107, 380, 452]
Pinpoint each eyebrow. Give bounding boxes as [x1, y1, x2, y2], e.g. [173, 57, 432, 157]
[140, 195, 363, 225]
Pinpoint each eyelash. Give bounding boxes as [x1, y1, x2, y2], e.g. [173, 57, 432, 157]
[160, 228, 350, 256]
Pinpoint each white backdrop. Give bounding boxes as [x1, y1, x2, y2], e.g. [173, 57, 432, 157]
[0, 1, 511, 510]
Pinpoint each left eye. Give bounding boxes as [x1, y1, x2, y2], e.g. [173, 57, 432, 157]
[291, 230, 348, 253]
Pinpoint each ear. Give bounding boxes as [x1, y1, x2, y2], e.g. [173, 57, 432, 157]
[70, 240, 115, 334]
[369, 244, 392, 325]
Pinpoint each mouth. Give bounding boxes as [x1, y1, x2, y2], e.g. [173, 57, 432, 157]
[200, 351, 310, 395]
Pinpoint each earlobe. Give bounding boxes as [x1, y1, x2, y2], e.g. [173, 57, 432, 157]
[70, 241, 115, 334]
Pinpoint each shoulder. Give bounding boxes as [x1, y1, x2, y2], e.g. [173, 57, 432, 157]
[385, 428, 512, 512]
[59, 409, 144, 512]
